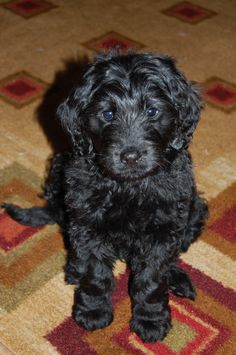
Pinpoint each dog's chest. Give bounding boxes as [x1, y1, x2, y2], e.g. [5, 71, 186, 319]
[95, 191, 177, 259]
[73, 178, 184, 259]
[92, 187, 175, 235]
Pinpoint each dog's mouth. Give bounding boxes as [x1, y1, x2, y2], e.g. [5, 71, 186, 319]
[109, 169, 159, 181]
[101, 161, 160, 181]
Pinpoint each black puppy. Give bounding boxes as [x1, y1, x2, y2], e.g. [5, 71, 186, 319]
[2, 52, 208, 343]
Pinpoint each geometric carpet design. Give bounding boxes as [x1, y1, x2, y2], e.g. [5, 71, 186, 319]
[0, 72, 47, 108]
[2, 0, 57, 19]
[162, 1, 217, 24]
[203, 78, 236, 112]
[1, 0, 236, 353]
[83, 31, 144, 53]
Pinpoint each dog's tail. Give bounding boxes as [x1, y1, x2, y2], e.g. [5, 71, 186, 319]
[1, 153, 67, 228]
[1, 203, 56, 227]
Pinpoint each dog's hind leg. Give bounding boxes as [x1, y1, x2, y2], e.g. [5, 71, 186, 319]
[167, 194, 208, 301]
[181, 194, 208, 252]
[167, 195, 208, 301]
[168, 265, 196, 300]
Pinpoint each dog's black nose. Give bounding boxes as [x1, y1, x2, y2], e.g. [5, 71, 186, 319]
[120, 148, 141, 166]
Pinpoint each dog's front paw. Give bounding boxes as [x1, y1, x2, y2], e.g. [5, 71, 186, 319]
[73, 305, 113, 331]
[130, 316, 171, 343]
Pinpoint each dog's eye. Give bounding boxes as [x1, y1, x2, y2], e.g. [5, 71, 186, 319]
[147, 107, 158, 118]
[102, 110, 114, 121]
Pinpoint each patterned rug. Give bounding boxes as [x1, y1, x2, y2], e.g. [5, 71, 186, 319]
[0, 1, 236, 354]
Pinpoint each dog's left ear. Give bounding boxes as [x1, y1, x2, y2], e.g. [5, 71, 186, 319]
[161, 58, 202, 150]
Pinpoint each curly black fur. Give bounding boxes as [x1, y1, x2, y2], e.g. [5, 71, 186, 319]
[2, 52, 208, 342]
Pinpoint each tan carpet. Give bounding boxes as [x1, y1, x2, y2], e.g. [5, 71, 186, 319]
[0, 0, 236, 354]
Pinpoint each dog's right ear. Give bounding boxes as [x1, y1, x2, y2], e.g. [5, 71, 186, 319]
[57, 75, 94, 155]
[57, 89, 81, 145]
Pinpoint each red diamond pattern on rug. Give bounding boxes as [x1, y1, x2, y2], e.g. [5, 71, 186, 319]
[2, 0, 56, 18]
[204, 77, 236, 112]
[83, 31, 144, 53]
[210, 204, 236, 244]
[0, 71, 47, 108]
[162, 2, 216, 24]
[0, 211, 43, 252]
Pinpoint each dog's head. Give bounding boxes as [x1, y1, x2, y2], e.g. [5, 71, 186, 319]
[57, 52, 202, 180]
